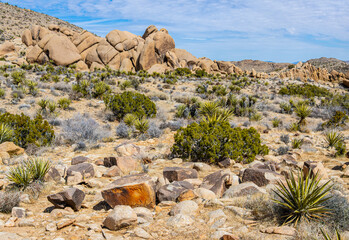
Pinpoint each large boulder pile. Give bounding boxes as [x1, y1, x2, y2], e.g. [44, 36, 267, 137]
[21, 24, 244, 75]
[277, 61, 348, 82]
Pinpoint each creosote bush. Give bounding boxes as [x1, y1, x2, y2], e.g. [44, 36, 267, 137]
[104, 91, 156, 120]
[0, 191, 20, 213]
[0, 113, 54, 148]
[171, 120, 269, 164]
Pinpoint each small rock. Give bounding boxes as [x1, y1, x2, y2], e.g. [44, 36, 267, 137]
[157, 181, 194, 202]
[163, 167, 198, 182]
[133, 227, 151, 239]
[11, 207, 26, 218]
[177, 189, 197, 202]
[47, 187, 85, 211]
[103, 205, 137, 231]
[194, 188, 217, 200]
[71, 156, 89, 165]
[57, 218, 76, 229]
[167, 214, 194, 228]
[223, 182, 266, 198]
[46, 222, 57, 232]
[170, 200, 198, 216]
[262, 226, 296, 236]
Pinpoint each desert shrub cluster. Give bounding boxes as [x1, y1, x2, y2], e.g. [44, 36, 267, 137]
[171, 120, 269, 163]
[0, 113, 54, 148]
[104, 91, 157, 120]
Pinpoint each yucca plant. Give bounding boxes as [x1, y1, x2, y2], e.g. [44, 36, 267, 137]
[134, 117, 149, 134]
[0, 123, 13, 143]
[325, 131, 344, 148]
[202, 108, 234, 124]
[288, 122, 300, 132]
[272, 118, 281, 128]
[294, 103, 312, 126]
[47, 101, 57, 113]
[58, 98, 72, 110]
[123, 113, 138, 127]
[6, 164, 32, 189]
[199, 101, 220, 117]
[27, 158, 51, 182]
[273, 170, 333, 225]
[292, 138, 304, 149]
[38, 99, 49, 111]
[175, 104, 187, 118]
[320, 228, 342, 240]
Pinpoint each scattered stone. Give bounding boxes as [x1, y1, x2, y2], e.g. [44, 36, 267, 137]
[200, 170, 237, 197]
[46, 222, 57, 232]
[157, 181, 194, 202]
[66, 163, 95, 185]
[241, 168, 282, 187]
[71, 156, 89, 165]
[47, 187, 85, 211]
[303, 161, 329, 179]
[0, 142, 25, 156]
[103, 156, 140, 174]
[57, 218, 76, 229]
[102, 173, 156, 208]
[11, 207, 26, 218]
[177, 189, 197, 202]
[223, 182, 266, 198]
[262, 226, 296, 236]
[167, 214, 194, 228]
[103, 205, 137, 231]
[194, 188, 217, 200]
[163, 167, 198, 182]
[170, 200, 198, 216]
[133, 227, 151, 239]
[45, 167, 62, 182]
[218, 158, 233, 168]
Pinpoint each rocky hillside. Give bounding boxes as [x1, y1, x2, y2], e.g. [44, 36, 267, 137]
[231, 59, 291, 73]
[0, 2, 83, 43]
[307, 57, 349, 74]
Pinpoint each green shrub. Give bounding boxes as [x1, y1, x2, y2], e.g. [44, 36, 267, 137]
[123, 113, 138, 127]
[175, 68, 191, 76]
[0, 113, 54, 148]
[38, 99, 49, 111]
[120, 80, 132, 90]
[294, 103, 312, 126]
[93, 81, 110, 98]
[11, 71, 26, 85]
[280, 102, 292, 114]
[195, 69, 208, 78]
[104, 91, 156, 120]
[335, 141, 346, 157]
[279, 83, 331, 98]
[323, 111, 348, 128]
[272, 118, 281, 128]
[58, 98, 72, 110]
[171, 120, 269, 163]
[273, 170, 332, 225]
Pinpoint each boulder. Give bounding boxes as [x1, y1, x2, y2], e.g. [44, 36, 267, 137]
[102, 174, 156, 208]
[174, 48, 197, 65]
[37, 52, 49, 64]
[343, 79, 349, 88]
[137, 40, 157, 70]
[75, 60, 89, 71]
[106, 30, 128, 47]
[223, 182, 266, 198]
[142, 25, 158, 39]
[77, 35, 100, 53]
[96, 39, 118, 64]
[44, 35, 81, 66]
[22, 29, 33, 47]
[38, 27, 51, 40]
[115, 143, 141, 157]
[0, 42, 15, 57]
[153, 30, 175, 56]
[103, 156, 140, 174]
[157, 181, 194, 202]
[103, 205, 137, 231]
[44, 167, 61, 182]
[103, 166, 122, 177]
[90, 62, 105, 71]
[0, 142, 24, 156]
[241, 168, 282, 187]
[30, 25, 41, 40]
[120, 58, 134, 72]
[194, 188, 216, 200]
[200, 170, 237, 197]
[47, 187, 85, 211]
[26, 45, 43, 63]
[85, 44, 103, 66]
[163, 167, 198, 183]
[38, 33, 55, 48]
[147, 63, 169, 74]
[66, 163, 95, 185]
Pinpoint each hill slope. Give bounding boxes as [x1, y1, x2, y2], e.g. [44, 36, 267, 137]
[231, 59, 291, 73]
[0, 2, 83, 43]
[306, 57, 349, 74]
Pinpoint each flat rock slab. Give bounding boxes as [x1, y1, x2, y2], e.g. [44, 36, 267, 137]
[102, 173, 155, 208]
[163, 167, 198, 182]
[103, 205, 137, 231]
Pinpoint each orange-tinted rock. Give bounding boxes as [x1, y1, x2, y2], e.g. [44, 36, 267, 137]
[102, 174, 156, 208]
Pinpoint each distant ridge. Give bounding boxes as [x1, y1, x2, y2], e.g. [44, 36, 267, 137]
[230, 59, 291, 73]
[306, 57, 349, 74]
[0, 2, 83, 43]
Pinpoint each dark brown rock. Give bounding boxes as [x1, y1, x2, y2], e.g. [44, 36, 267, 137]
[157, 181, 194, 202]
[102, 174, 156, 208]
[47, 187, 85, 211]
[200, 170, 236, 197]
[241, 168, 281, 187]
[163, 167, 198, 183]
[218, 158, 233, 168]
[44, 167, 61, 182]
[71, 156, 89, 165]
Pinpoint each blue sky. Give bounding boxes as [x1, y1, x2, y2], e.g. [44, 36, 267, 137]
[7, 0, 349, 62]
